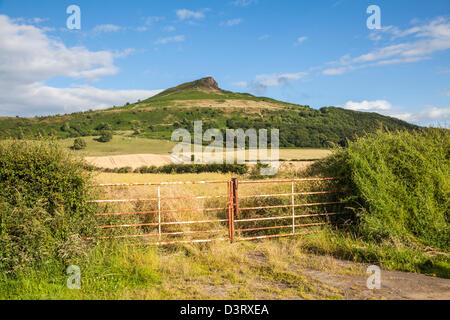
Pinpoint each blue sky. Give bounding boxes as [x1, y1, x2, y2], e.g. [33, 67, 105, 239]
[0, 0, 449, 125]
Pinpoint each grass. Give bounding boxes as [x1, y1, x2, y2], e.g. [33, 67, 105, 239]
[0, 238, 361, 300]
[299, 229, 450, 279]
[59, 136, 178, 156]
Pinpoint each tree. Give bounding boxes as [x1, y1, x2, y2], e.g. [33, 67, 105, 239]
[97, 131, 113, 143]
[71, 138, 87, 150]
[95, 123, 111, 131]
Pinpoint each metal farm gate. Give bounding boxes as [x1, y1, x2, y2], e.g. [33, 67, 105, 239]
[90, 177, 350, 245]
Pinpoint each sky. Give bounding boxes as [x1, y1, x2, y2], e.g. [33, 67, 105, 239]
[0, 0, 449, 125]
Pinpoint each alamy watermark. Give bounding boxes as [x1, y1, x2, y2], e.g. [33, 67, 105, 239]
[66, 5, 81, 30]
[367, 5, 382, 30]
[366, 265, 381, 290]
[171, 121, 280, 175]
[67, 265, 81, 290]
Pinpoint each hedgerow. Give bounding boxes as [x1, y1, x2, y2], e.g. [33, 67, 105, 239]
[0, 140, 96, 273]
[311, 128, 449, 250]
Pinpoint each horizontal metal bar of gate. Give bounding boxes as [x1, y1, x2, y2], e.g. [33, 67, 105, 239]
[239, 177, 337, 184]
[235, 230, 319, 242]
[234, 212, 343, 223]
[93, 180, 229, 187]
[98, 218, 230, 229]
[88, 194, 227, 203]
[235, 222, 326, 233]
[238, 190, 341, 199]
[239, 201, 346, 211]
[98, 229, 226, 239]
[96, 207, 227, 216]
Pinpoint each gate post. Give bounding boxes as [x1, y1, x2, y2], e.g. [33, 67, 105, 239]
[228, 178, 239, 243]
[227, 181, 234, 243]
[232, 178, 239, 218]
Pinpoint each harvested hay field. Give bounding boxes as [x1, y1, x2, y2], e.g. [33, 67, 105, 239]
[86, 153, 173, 169]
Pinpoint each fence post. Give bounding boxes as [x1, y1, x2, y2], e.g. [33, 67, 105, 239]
[157, 186, 161, 241]
[230, 178, 239, 242]
[291, 181, 295, 235]
[232, 178, 239, 218]
[227, 181, 235, 243]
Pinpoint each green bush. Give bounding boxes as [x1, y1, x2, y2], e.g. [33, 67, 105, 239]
[132, 163, 248, 175]
[71, 138, 87, 150]
[0, 140, 96, 273]
[311, 128, 449, 250]
[96, 131, 113, 143]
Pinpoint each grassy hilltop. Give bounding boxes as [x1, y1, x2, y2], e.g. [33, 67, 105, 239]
[0, 77, 417, 148]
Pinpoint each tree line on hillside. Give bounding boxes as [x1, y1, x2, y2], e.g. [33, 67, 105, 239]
[0, 106, 418, 148]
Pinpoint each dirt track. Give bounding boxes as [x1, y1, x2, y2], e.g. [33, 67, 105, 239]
[200, 253, 450, 300]
[298, 258, 450, 300]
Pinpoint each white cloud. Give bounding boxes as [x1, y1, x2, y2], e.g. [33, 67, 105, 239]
[255, 72, 307, 87]
[322, 67, 349, 75]
[92, 24, 122, 33]
[144, 16, 164, 26]
[12, 17, 48, 25]
[136, 26, 148, 32]
[164, 26, 176, 32]
[112, 48, 136, 58]
[176, 9, 205, 20]
[341, 99, 450, 124]
[325, 17, 450, 75]
[294, 36, 308, 46]
[232, 81, 248, 87]
[0, 15, 117, 83]
[423, 106, 450, 121]
[231, 0, 258, 7]
[0, 84, 162, 117]
[235, 72, 308, 94]
[154, 35, 185, 45]
[343, 100, 392, 112]
[445, 86, 450, 96]
[258, 34, 270, 40]
[437, 67, 450, 74]
[0, 15, 161, 116]
[220, 18, 243, 27]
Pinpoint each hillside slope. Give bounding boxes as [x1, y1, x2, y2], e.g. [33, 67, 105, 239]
[0, 77, 418, 148]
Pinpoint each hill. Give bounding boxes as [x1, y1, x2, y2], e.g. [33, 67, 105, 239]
[0, 77, 418, 148]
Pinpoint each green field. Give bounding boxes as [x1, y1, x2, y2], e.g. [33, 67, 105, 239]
[60, 135, 332, 160]
[60, 136, 178, 156]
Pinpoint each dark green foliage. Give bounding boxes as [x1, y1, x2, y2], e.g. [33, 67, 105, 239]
[248, 162, 272, 180]
[71, 138, 87, 150]
[95, 123, 112, 131]
[0, 140, 96, 273]
[99, 163, 249, 175]
[310, 128, 450, 250]
[96, 131, 113, 143]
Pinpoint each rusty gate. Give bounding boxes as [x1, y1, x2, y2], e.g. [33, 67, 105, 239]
[90, 177, 349, 245]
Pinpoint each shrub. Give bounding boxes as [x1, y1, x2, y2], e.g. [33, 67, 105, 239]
[129, 163, 249, 175]
[94, 123, 112, 131]
[0, 140, 96, 273]
[311, 128, 449, 250]
[96, 131, 113, 143]
[71, 138, 87, 150]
